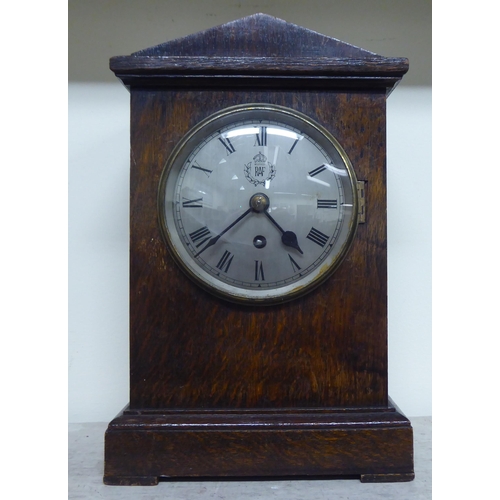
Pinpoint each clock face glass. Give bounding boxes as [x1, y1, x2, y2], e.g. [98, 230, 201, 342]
[159, 104, 358, 304]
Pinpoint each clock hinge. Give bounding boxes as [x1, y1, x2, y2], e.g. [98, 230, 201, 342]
[357, 181, 366, 224]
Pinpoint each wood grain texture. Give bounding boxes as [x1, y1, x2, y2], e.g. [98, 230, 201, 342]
[104, 13, 413, 484]
[130, 13, 379, 58]
[128, 89, 388, 410]
[104, 402, 413, 484]
[109, 14, 408, 91]
[111, 56, 409, 75]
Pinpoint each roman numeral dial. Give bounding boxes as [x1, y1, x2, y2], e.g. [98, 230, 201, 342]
[160, 104, 358, 304]
[255, 126, 267, 147]
[254, 261, 265, 281]
[216, 250, 234, 273]
[308, 165, 327, 177]
[182, 197, 203, 208]
[218, 136, 236, 155]
[317, 199, 338, 209]
[306, 227, 330, 247]
[189, 226, 211, 247]
[191, 162, 212, 177]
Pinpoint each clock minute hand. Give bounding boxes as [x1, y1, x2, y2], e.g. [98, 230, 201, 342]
[194, 207, 253, 258]
[263, 210, 304, 255]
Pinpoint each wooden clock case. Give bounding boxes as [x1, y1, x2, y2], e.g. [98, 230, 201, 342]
[104, 14, 412, 485]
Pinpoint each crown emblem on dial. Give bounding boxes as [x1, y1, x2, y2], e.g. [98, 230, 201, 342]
[253, 151, 267, 164]
[244, 151, 276, 186]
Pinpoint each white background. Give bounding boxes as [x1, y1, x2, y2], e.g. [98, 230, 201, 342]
[10, 2, 500, 498]
[68, 0, 431, 423]
[68, 84, 431, 422]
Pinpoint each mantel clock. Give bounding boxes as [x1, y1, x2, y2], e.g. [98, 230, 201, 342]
[104, 14, 413, 484]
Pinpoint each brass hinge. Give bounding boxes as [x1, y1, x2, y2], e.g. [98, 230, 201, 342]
[357, 181, 366, 224]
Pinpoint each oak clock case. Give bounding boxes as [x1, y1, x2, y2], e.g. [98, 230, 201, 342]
[158, 104, 359, 304]
[104, 13, 413, 485]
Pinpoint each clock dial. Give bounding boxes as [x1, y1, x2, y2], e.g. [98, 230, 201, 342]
[159, 104, 358, 304]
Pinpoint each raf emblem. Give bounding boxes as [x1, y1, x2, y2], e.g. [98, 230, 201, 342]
[244, 151, 276, 187]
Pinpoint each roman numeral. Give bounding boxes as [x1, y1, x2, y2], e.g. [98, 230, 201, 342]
[218, 136, 236, 155]
[254, 260, 265, 281]
[306, 227, 330, 247]
[288, 138, 299, 155]
[191, 162, 212, 177]
[182, 197, 203, 208]
[308, 164, 327, 177]
[189, 226, 211, 247]
[255, 126, 267, 146]
[288, 254, 301, 273]
[216, 250, 234, 273]
[317, 199, 338, 209]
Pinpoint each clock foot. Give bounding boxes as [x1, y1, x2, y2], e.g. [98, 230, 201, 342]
[104, 475, 159, 486]
[360, 472, 415, 483]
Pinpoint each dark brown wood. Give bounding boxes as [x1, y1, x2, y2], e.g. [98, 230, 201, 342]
[110, 14, 408, 92]
[110, 55, 409, 75]
[127, 88, 388, 410]
[104, 400, 413, 485]
[360, 473, 415, 483]
[129, 13, 389, 59]
[104, 13, 413, 484]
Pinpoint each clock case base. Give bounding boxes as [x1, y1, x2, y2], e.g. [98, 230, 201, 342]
[104, 399, 413, 485]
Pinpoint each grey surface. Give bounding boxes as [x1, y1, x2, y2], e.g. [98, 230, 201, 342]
[68, 0, 431, 86]
[69, 416, 431, 499]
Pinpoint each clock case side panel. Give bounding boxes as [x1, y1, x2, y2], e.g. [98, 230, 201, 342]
[127, 88, 389, 411]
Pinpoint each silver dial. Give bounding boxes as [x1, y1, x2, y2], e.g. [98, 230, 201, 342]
[158, 104, 358, 304]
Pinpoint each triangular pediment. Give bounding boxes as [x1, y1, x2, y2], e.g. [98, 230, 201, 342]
[132, 13, 378, 59]
[110, 13, 408, 92]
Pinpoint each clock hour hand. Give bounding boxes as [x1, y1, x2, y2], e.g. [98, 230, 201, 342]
[249, 193, 303, 254]
[263, 210, 304, 255]
[194, 207, 253, 258]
